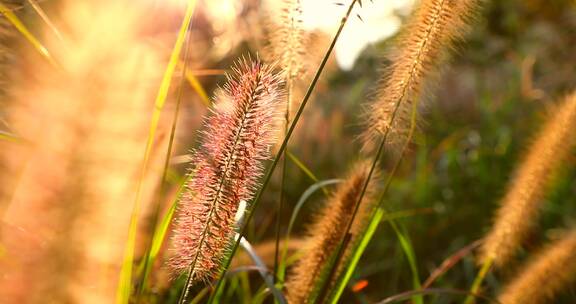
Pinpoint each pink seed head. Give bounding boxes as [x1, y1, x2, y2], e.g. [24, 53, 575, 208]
[168, 58, 284, 282]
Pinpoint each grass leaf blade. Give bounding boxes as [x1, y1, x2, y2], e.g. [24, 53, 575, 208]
[116, 1, 197, 302]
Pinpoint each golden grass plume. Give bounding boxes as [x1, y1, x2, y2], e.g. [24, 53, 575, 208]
[266, 0, 307, 80]
[362, 0, 480, 152]
[264, 0, 309, 125]
[480, 92, 576, 268]
[285, 160, 380, 304]
[498, 230, 576, 304]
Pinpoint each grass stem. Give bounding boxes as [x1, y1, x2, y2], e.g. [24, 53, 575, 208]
[463, 257, 493, 304]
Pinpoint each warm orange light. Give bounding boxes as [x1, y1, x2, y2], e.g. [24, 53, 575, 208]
[352, 279, 369, 293]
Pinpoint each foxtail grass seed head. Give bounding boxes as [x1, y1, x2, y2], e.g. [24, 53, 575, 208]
[266, 0, 307, 80]
[169, 58, 284, 282]
[480, 92, 576, 268]
[286, 160, 380, 304]
[498, 231, 576, 304]
[362, 0, 479, 152]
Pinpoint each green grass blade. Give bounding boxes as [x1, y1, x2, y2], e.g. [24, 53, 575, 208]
[462, 258, 493, 304]
[286, 151, 321, 183]
[389, 220, 423, 304]
[277, 179, 342, 283]
[116, 1, 197, 303]
[0, 3, 56, 66]
[286, 150, 329, 196]
[327, 210, 423, 304]
[182, 63, 211, 107]
[239, 272, 252, 304]
[137, 9, 196, 297]
[328, 206, 428, 303]
[329, 206, 385, 304]
[0, 131, 22, 143]
[190, 287, 210, 304]
[136, 175, 189, 280]
[141, 196, 177, 273]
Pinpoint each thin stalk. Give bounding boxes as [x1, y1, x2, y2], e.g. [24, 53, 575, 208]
[0, 2, 56, 66]
[273, 76, 293, 283]
[463, 257, 493, 304]
[26, 0, 64, 42]
[135, 7, 195, 299]
[206, 1, 359, 302]
[178, 266, 195, 304]
[423, 240, 482, 289]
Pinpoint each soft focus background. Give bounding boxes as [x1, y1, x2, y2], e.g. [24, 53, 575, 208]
[1, 0, 575, 303]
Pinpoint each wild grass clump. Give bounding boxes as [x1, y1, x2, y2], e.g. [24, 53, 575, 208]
[1, 0, 576, 303]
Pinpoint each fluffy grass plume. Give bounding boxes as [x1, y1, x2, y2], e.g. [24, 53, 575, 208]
[286, 160, 380, 304]
[168, 58, 284, 283]
[265, 0, 308, 122]
[0, 1, 164, 302]
[267, 0, 306, 80]
[362, 0, 479, 151]
[498, 231, 576, 304]
[480, 92, 576, 267]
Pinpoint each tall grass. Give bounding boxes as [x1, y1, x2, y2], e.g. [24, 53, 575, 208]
[1, 0, 576, 303]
